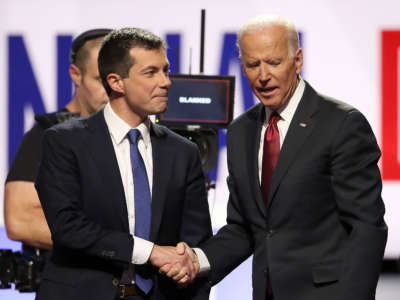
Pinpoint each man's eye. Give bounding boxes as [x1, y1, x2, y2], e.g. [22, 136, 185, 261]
[246, 63, 258, 69]
[269, 61, 281, 66]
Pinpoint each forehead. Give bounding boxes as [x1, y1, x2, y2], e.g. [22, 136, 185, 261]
[240, 26, 289, 59]
[129, 47, 168, 67]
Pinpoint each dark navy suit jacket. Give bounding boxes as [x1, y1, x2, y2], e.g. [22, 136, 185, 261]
[35, 109, 212, 300]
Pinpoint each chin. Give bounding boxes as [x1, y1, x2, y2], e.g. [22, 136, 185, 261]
[259, 96, 283, 110]
[158, 103, 168, 113]
[259, 99, 275, 109]
[150, 107, 167, 116]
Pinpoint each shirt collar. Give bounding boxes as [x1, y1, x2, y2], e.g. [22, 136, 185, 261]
[104, 103, 151, 147]
[264, 77, 305, 124]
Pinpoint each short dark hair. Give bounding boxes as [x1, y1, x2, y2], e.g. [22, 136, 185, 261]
[70, 28, 112, 74]
[98, 27, 167, 96]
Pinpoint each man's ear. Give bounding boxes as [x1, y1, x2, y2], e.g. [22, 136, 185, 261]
[69, 64, 82, 87]
[107, 73, 124, 94]
[294, 48, 303, 75]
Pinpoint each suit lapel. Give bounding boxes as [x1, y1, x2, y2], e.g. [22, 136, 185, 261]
[267, 82, 320, 208]
[149, 123, 168, 241]
[83, 110, 130, 232]
[245, 104, 267, 217]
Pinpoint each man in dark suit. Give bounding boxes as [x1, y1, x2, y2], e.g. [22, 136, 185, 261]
[35, 27, 212, 300]
[168, 14, 387, 300]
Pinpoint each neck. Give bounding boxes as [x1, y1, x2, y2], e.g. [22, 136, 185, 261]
[283, 76, 300, 106]
[65, 96, 81, 113]
[110, 97, 147, 128]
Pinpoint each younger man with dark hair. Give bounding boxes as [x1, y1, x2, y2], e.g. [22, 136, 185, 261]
[35, 28, 212, 300]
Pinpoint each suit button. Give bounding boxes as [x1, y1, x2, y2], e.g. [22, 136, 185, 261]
[267, 230, 275, 237]
[112, 278, 119, 286]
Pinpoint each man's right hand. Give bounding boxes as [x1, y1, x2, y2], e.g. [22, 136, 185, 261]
[156, 242, 200, 287]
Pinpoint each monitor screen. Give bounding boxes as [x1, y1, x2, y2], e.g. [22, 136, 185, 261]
[156, 74, 235, 128]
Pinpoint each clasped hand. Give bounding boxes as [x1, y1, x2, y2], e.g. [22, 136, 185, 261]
[149, 242, 198, 287]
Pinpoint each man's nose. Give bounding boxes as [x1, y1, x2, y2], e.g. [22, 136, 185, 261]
[259, 63, 271, 84]
[159, 73, 171, 88]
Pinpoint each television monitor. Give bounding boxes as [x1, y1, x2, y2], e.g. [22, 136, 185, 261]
[156, 74, 235, 128]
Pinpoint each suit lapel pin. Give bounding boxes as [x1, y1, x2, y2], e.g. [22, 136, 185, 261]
[299, 122, 307, 127]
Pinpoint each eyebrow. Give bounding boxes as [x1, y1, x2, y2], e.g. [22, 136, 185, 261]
[245, 60, 260, 66]
[140, 62, 170, 72]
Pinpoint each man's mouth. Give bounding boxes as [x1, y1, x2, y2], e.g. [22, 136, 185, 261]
[256, 86, 278, 95]
[154, 95, 168, 101]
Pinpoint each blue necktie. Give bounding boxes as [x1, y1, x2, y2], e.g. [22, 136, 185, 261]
[127, 129, 153, 294]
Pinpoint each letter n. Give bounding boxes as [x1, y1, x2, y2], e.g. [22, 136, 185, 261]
[8, 36, 46, 166]
[57, 35, 73, 109]
[166, 34, 181, 73]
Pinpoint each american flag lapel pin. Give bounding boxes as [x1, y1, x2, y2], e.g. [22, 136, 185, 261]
[299, 122, 307, 127]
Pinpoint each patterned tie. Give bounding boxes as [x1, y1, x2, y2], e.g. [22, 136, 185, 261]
[261, 112, 281, 205]
[127, 129, 153, 294]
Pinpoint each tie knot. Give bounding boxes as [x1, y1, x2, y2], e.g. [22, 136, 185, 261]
[269, 112, 281, 125]
[127, 129, 141, 144]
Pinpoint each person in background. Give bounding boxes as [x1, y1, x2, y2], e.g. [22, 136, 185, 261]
[4, 28, 111, 289]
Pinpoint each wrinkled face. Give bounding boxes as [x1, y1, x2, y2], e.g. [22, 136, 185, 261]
[79, 46, 109, 115]
[240, 26, 302, 111]
[121, 47, 171, 118]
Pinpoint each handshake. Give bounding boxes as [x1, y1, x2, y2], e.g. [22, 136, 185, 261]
[149, 242, 200, 287]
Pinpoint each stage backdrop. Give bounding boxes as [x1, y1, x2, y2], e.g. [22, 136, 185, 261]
[1, 0, 400, 299]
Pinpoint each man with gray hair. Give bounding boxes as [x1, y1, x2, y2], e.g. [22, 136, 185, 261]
[166, 14, 387, 300]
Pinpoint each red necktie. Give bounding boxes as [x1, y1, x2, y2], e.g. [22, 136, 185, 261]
[261, 112, 281, 204]
[261, 112, 281, 297]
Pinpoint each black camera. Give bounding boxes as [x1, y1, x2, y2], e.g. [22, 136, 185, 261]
[0, 249, 47, 292]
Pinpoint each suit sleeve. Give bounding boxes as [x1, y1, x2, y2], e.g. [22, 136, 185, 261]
[35, 128, 133, 264]
[331, 110, 387, 298]
[179, 146, 213, 300]
[200, 129, 255, 286]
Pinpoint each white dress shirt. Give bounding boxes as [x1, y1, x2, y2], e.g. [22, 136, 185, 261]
[258, 78, 305, 182]
[103, 103, 154, 265]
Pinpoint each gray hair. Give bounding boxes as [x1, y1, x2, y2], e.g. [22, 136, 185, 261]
[237, 14, 300, 58]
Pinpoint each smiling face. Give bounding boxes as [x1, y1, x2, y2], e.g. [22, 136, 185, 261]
[240, 25, 303, 111]
[118, 47, 171, 121]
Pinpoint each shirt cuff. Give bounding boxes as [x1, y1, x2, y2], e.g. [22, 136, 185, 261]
[193, 248, 210, 276]
[132, 236, 154, 264]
